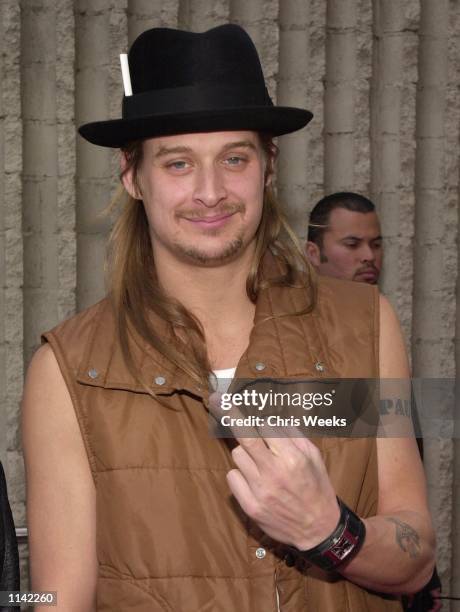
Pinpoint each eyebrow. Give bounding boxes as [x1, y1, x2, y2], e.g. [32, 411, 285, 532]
[341, 235, 383, 241]
[221, 140, 258, 153]
[154, 140, 257, 159]
[154, 145, 193, 158]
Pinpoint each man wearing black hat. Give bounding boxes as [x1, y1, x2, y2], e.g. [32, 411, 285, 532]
[22, 25, 434, 611]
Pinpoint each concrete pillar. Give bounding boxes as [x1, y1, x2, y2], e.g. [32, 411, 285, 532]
[276, 0, 311, 236]
[229, 0, 278, 99]
[324, 0, 357, 191]
[75, 1, 128, 310]
[453, 382, 460, 607]
[353, 0, 372, 194]
[370, 0, 419, 341]
[454, 280, 460, 605]
[179, 0, 229, 31]
[21, 0, 76, 366]
[1, 0, 23, 499]
[0, 0, 5, 467]
[448, 0, 460, 607]
[305, 0, 327, 213]
[128, 0, 180, 43]
[56, 2, 77, 326]
[412, 0, 456, 597]
[1, 0, 24, 589]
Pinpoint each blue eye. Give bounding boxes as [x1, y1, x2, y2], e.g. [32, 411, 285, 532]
[168, 160, 188, 170]
[226, 156, 245, 165]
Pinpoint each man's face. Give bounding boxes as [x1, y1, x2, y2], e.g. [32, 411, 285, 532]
[306, 208, 382, 284]
[122, 130, 268, 268]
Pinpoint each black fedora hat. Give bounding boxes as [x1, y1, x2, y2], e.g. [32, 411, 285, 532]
[78, 24, 313, 148]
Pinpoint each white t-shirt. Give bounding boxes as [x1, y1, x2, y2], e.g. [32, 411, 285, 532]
[211, 367, 236, 394]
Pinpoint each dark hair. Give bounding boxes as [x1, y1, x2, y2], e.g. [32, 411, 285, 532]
[308, 192, 375, 246]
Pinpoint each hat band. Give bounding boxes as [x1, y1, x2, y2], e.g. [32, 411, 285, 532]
[122, 83, 273, 119]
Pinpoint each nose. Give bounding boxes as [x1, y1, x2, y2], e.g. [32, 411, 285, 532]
[192, 165, 227, 208]
[360, 244, 376, 263]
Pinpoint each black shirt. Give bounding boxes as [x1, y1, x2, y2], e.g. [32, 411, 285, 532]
[0, 461, 19, 611]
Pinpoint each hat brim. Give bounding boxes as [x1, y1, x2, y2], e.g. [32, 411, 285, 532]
[78, 106, 313, 148]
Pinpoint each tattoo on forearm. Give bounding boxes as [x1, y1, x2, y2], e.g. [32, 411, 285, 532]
[385, 517, 421, 559]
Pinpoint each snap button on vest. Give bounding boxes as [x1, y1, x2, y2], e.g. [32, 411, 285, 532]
[255, 361, 266, 371]
[315, 361, 325, 372]
[88, 368, 98, 379]
[154, 375, 166, 385]
[255, 547, 266, 559]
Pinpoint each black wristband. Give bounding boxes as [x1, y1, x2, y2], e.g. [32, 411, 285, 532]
[285, 497, 366, 572]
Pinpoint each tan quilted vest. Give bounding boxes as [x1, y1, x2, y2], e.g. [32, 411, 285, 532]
[43, 273, 402, 612]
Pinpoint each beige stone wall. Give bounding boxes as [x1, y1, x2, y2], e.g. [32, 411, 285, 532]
[1, 0, 459, 606]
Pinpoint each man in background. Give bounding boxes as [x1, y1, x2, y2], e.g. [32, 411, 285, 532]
[306, 191, 442, 612]
[306, 191, 382, 284]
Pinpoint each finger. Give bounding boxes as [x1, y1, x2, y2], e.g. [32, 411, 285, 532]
[236, 435, 309, 480]
[231, 444, 260, 482]
[226, 469, 258, 518]
[290, 436, 332, 486]
[290, 434, 319, 458]
[262, 435, 319, 476]
[236, 436, 273, 467]
[236, 424, 306, 468]
[239, 404, 313, 458]
[209, 389, 281, 469]
[208, 390, 262, 440]
[290, 436, 327, 474]
[262, 435, 299, 458]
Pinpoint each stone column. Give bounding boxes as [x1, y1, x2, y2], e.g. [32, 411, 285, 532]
[370, 0, 419, 340]
[1, 0, 23, 589]
[412, 0, 457, 596]
[75, 0, 128, 310]
[276, 0, 311, 236]
[179, 0, 229, 30]
[128, 0, 180, 43]
[324, 0, 357, 191]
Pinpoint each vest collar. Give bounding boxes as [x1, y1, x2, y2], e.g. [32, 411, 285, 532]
[76, 299, 200, 398]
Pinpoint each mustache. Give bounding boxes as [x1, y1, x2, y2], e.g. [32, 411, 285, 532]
[355, 264, 378, 274]
[175, 202, 245, 219]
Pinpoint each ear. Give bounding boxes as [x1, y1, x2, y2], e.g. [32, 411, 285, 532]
[305, 241, 321, 267]
[263, 143, 277, 187]
[120, 152, 142, 200]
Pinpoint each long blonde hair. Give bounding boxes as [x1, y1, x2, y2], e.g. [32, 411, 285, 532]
[106, 135, 316, 387]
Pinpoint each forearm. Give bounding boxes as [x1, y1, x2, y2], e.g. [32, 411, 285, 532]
[339, 510, 435, 594]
